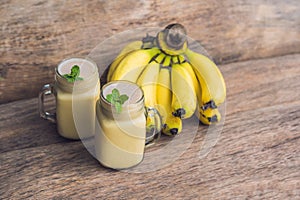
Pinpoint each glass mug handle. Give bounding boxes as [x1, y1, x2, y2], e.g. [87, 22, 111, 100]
[38, 84, 56, 123]
[145, 107, 162, 147]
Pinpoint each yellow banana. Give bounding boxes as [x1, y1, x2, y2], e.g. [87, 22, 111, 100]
[107, 41, 143, 81]
[156, 66, 171, 118]
[162, 113, 182, 136]
[189, 62, 221, 125]
[197, 107, 221, 125]
[171, 56, 179, 64]
[171, 61, 197, 119]
[162, 55, 172, 67]
[156, 66, 182, 135]
[193, 68, 222, 125]
[181, 56, 201, 106]
[136, 61, 160, 108]
[136, 61, 163, 135]
[110, 48, 160, 83]
[185, 48, 226, 110]
[154, 52, 166, 64]
[106, 23, 227, 134]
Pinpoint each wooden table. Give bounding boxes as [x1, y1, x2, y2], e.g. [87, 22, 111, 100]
[1, 0, 300, 199]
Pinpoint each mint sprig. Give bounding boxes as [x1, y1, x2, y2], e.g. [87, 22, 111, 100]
[106, 88, 129, 113]
[63, 65, 83, 83]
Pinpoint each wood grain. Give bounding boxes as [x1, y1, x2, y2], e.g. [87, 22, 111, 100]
[1, 54, 299, 199]
[1, 54, 299, 153]
[1, 0, 300, 103]
[1, 95, 299, 199]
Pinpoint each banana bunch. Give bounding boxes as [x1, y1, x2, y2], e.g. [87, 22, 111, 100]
[106, 23, 226, 135]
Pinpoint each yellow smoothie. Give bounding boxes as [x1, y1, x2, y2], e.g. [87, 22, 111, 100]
[55, 58, 100, 140]
[95, 81, 146, 169]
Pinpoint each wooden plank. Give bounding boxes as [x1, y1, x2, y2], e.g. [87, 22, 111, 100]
[1, 54, 300, 154]
[1, 101, 299, 199]
[221, 54, 300, 114]
[1, 0, 299, 103]
[0, 98, 69, 154]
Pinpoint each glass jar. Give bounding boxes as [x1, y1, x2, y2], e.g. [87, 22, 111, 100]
[95, 81, 147, 169]
[39, 57, 100, 140]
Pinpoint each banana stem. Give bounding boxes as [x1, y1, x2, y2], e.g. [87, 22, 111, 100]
[156, 23, 188, 55]
[163, 23, 187, 50]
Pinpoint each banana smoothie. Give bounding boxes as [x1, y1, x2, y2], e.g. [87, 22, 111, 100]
[55, 58, 100, 139]
[95, 81, 146, 169]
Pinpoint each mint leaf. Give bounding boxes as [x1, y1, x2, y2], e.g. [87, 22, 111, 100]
[119, 94, 129, 104]
[115, 102, 122, 113]
[71, 65, 80, 76]
[63, 74, 75, 83]
[106, 88, 129, 114]
[69, 77, 76, 83]
[63, 65, 83, 83]
[106, 94, 113, 103]
[112, 88, 119, 99]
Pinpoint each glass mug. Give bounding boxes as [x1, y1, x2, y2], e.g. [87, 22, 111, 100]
[95, 81, 161, 169]
[38, 57, 100, 140]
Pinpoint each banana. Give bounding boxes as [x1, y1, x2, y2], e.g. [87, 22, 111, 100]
[162, 113, 182, 136]
[107, 41, 143, 81]
[181, 56, 201, 106]
[136, 61, 162, 134]
[171, 56, 179, 64]
[154, 52, 166, 64]
[193, 69, 222, 125]
[185, 48, 226, 111]
[110, 48, 160, 83]
[155, 66, 171, 118]
[156, 66, 182, 135]
[171, 61, 197, 119]
[197, 107, 221, 125]
[162, 55, 172, 67]
[106, 23, 227, 135]
[136, 61, 160, 108]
